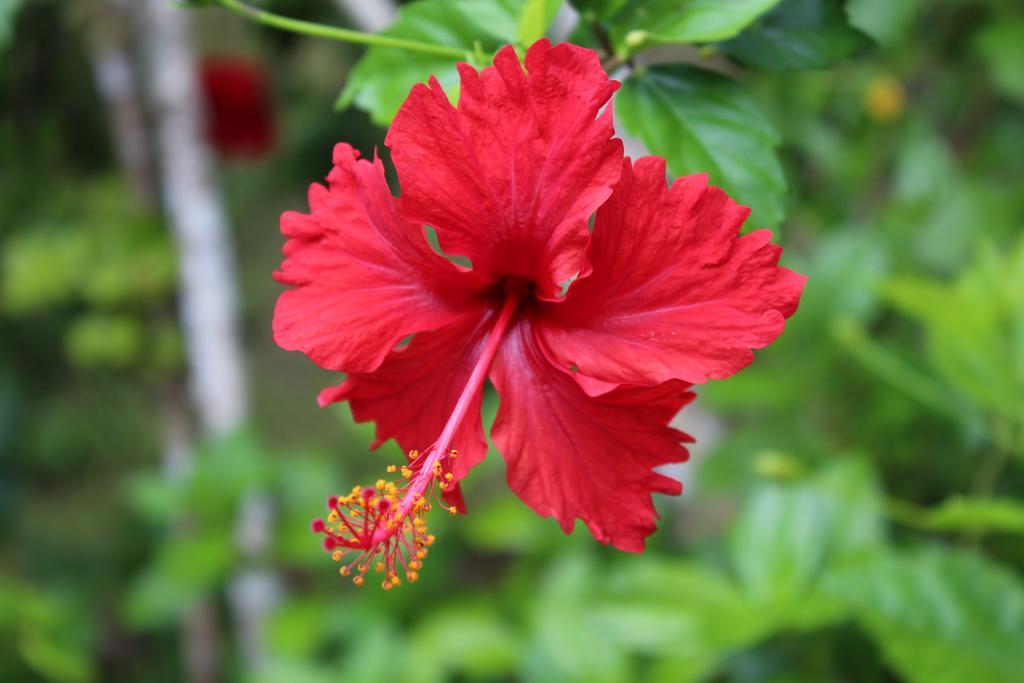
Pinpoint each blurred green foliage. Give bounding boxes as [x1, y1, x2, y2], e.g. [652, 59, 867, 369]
[2, 0, 1023, 681]
[1, 176, 181, 372]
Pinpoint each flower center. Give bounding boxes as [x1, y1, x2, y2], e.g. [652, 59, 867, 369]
[310, 290, 521, 589]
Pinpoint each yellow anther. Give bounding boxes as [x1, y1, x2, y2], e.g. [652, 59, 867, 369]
[320, 440, 469, 591]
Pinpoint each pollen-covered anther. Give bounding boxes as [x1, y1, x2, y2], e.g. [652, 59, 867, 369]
[310, 447, 459, 588]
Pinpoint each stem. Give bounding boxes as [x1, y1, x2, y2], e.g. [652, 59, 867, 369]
[216, 0, 468, 59]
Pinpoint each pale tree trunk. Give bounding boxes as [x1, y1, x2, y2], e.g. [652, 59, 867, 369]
[140, 0, 279, 679]
[549, 2, 580, 41]
[88, 18, 155, 205]
[331, 0, 396, 32]
[142, 2, 247, 434]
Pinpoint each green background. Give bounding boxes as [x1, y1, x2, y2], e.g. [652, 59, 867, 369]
[2, 0, 1023, 681]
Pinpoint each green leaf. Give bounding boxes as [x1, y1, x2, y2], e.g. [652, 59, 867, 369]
[337, 0, 526, 126]
[891, 496, 1024, 536]
[266, 599, 335, 660]
[64, 314, 144, 369]
[892, 121, 958, 203]
[406, 602, 521, 682]
[522, 554, 631, 683]
[813, 458, 887, 558]
[17, 628, 95, 683]
[569, 0, 628, 19]
[82, 233, 177, 307]
[845, 0, 922, 46]
[612, 0, 783, 54]
[829, 547, 1024, 683]
[517, 0, 563, 45]
[598, 560, 769, 671]
[123, 474, 184, 525]
[0, 0, 25, 49]
[594, 462, 882, 680]
[249, 661, 338, 683]
[0, 228, 92, 314]
[273, 451, 344, 565]
[460, 495, 561, 552]
[880, 239, 1024, 425]
[122, 531, 235, 627]
[722, 0, 867, 70]
[339, 619, 406, 682]
[617, 65, 786, 227]
[975, 17, 1024, 104]
[188, 428, 273, 519]
[830, 316, 977, 426]
[149, 319, 186, 374]
[801, 230, 890, 329]
[0, 581, 97, 683]
[729, 458, 882, 623]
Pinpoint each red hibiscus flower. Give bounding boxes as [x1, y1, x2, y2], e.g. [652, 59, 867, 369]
[275, 40, 805, 589]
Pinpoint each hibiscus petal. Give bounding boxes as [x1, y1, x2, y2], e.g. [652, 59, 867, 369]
[320, 310, 496, 511]
[540, 156, 806, 387]
[489, 319, 694, 551]
[273, 143, 484, 373]
[386, 40, 623, 299]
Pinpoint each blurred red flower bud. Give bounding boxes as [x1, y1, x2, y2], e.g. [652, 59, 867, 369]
[199, 57, 275, 159]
